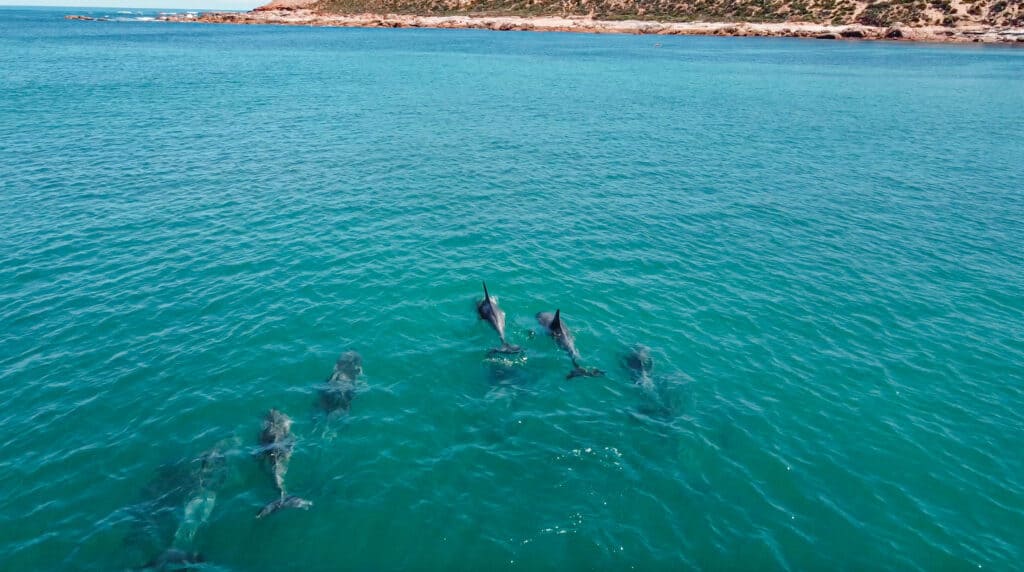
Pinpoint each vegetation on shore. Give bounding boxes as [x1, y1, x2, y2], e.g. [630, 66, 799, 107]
[311, 0, 1023, 27]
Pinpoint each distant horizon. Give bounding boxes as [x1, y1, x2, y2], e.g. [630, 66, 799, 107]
[0, 1, 259, 9]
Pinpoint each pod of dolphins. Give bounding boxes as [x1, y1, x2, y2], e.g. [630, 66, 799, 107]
[479, 281, 603, 378]
[133, 282, 662, 570]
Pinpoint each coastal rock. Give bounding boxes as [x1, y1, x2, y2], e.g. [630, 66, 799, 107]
[254, 0, 317, 10]
[152, 9, 1023, 46]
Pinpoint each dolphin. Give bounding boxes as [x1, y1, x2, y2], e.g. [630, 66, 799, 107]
[624, 345, 654, 388]
[319, 351, 363, 416]
[256, 409, 312, 519]
[623, 346, 682, 417]
[477, 282, 522, 356]
[171, 440, 232, 548]
[257, 495, 314, 519]
[127, 439, 236, 570]
[536, 309, 603, 379]
[136, 548, 204, 571]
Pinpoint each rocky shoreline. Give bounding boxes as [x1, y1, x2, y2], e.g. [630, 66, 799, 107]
[69, 10, 1024, 44]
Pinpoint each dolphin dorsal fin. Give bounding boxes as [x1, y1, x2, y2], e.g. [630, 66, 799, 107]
[482, 281, 495, 310]
[552, 309, 562, 331]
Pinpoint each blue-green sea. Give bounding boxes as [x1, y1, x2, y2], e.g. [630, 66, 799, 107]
[1, 6, 1023, 570]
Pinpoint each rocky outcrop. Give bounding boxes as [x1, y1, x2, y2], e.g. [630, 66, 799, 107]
[254, 0, 318, 11]
[307, 0, 1024, 29]
[145, 10, 1024, 44]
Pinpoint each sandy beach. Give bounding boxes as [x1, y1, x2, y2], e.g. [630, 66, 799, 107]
[137, 9, 1024, 44]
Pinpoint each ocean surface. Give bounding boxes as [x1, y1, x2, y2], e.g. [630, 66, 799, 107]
[1, 6, 1023, 570]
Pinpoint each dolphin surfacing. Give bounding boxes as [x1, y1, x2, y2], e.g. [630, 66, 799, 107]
[536, 309, 603, 379]
[319, 351, 363, 416]
[256, 409, 312, 519]
[477, 281, 522, 356]
[623, 345, 688, 418]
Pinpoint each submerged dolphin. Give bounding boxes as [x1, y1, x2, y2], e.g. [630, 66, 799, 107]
[624, 345, 654, 387]
[171, 440, 232, 548]
[128, 438, 237, 570]
[136, 548, 204, 571]
[536, 309, 603, 379]
[623, 345, 686, 417]
[477, 281, 522, 355]
[256, 409, 312, 519]
[319, 351, 363, 416]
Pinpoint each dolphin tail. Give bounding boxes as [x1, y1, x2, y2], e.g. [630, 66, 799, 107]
[487, 342, 522, 356]
[567, 366, 604, 379]
[256, 495, 313, 519]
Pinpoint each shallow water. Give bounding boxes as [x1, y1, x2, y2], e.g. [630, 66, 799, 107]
[1, 7, 1023, 570]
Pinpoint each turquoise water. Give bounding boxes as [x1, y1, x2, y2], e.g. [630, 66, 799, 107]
[2, 7, 1023, 570]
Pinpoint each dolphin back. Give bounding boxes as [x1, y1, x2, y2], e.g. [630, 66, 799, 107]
[536, 311, 556, 330]
[260, 409, 292, 444]
[625, 345, 654, 378]
[551, 309, 563, 332]
[331, 351, 363, 381]
[536, 310, 565, 335]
